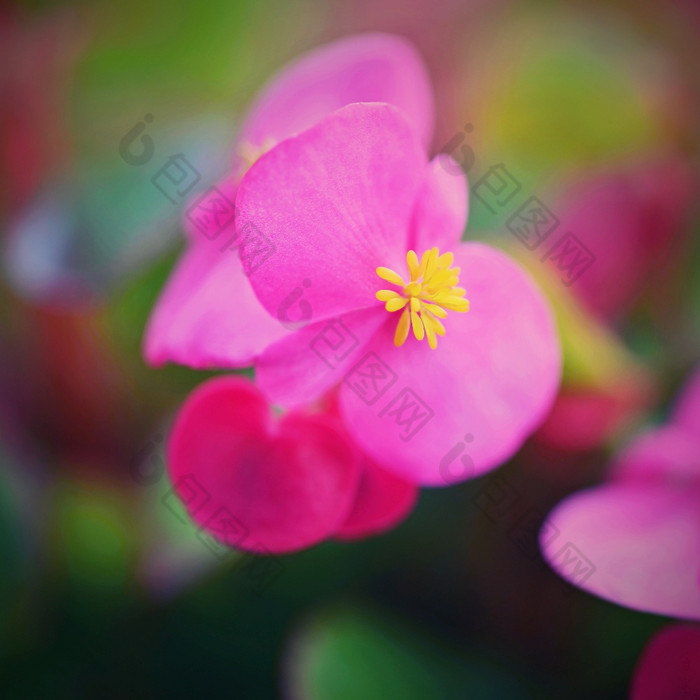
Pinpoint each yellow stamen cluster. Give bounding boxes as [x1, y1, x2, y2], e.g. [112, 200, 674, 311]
[376, 248, 469, 349]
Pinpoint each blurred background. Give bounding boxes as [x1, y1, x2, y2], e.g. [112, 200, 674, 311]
[1, 0, 699, 697]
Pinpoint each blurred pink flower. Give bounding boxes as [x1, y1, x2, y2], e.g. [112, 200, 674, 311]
[541, 366, 700, 619]
[168, 376, 417, 553]
[235, 102, 560, 485]
[144, 32, 433, 369]
[631, 624, 700, 699]
[554, 157, 695, 321]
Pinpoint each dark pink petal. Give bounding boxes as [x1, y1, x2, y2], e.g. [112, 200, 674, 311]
[335, 459, 418, 541]
[541, 483, 700, 620]
[631, 624, 700, 700]
[674, 366, 700, 438]
[237, 33, 434, 154]
[256, 307, 388, 408]
[612, 426, 700, 485]
[339, 242, 560, 485]
[167, 376, 361, 553]
[235, 103, 427, 323]
[409, 155, 468, 252]
[143, 241, 288, 369]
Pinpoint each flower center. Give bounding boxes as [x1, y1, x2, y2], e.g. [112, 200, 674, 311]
[376, 247, 469, 349]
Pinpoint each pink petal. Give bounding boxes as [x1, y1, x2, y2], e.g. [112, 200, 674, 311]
[612, 426, 700, 485]
[256, 307, 388, 408]
[674, 365, 700, 438]
[339, 242, 561, 485]
[167, 376, 361, 554]
[541, 483, 700, 620]
[237, 33, 434, 155]
[631, 624, 700, 700]
[409, 155, 468, 252]
[235, 103, 427, 323]
[143, 241, 288, 369]
[335, 458, 418, 541]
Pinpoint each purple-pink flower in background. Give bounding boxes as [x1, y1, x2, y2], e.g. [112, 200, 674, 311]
[554, 157, 694, 322]
[541, 366, 700, 619]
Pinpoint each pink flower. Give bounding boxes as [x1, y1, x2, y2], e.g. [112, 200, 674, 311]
[143, 33, 433, 369]
[540, 366, 700, 619]
[631, 624, 700, 699]
[235, 102, 561, 485]
[553, 158, 694, 322]
[167, 376, 417, 553]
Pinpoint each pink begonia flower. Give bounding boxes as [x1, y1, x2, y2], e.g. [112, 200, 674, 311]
[631, 624, 700, 700]
[143, 33, 433, 369]
[235, 102, 561, 486]
[167, 375, 417, 553]
[541, 366, 700, 619]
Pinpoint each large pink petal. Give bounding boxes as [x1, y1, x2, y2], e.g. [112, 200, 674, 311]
[339, 242, 561, 485]
[335, 458, 418, 541]
[256, 307, 388, 408]
[237, 33, 434, 154]
[409, 155, 468, 252]
[631, 624, 700, 700]
[167, 376, 361, 554]
[674, 365, 700, 438]
[612, 426, 700, 485]
[235, 103, 427, 323]
[143, 240, 288, 369]
[541, 484, 700, 620]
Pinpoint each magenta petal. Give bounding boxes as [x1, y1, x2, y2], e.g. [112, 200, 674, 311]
[339, 242, 560, 485]
[674, 366, 700, 438]
[631, 624, 700, 700]
[409, 155, 468, 252]
[541, 483, 700, 620]
[335, 459, 418, 541]
[238, 33, 434, 153]
[256, 307, 388, 408]
[143, 241, 288, 369]
[235, 103, 427, 322]
[167, 376, 361, 554]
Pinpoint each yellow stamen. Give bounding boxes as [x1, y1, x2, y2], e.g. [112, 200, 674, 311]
[375, 247, 470, 349]
[394, 308, 411, 346]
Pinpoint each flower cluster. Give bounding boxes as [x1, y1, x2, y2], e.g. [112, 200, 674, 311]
[144, 34, 561, 553]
